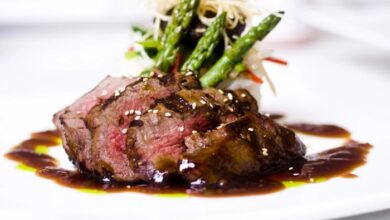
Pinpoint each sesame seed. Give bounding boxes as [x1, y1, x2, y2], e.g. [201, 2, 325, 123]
[293, 173, 299, 176]
[262, 148, 269, 156]
[114, 91, 120, 97]
[185, 71, 193, 76]
[223, 98, 229, 102]
[240, 93, 247, 98]
[191, 178, 205, 186]
[129, 109, 135, 114]
[152, 109, 159, 114]
[134, 116, 141, 120]
[219, 179, 227, 186]
[192, 130, 198, 134]
[248, 128, 254, 132]
[218, 89, 224, 94]
[192, 102, 197, 109]
[217, 123, 225, 129]
[209, 103, 214, 108]
[200, 100, 206, 104]
[288, 167, 294, 171]
[228, 107, 234, 112]
[153, 170, 166, 183]
[179, 126, 184, 132]
[142, 77, 148, 82]
[147, 109, 152, 113]
[126, 185, 131, 189]
[135, 110, 141, 116]
[118, 87, 125, 93]
[121, 128, 128, 134]
[194, 27, 206, 33]
[150, 71, 155, 77]
[101, 90, 108, 96]
[227, 93, 233, 100]
[165, 112, 172, 117]
[157, 74, 164, 78]
[179, 159, 196, 172]
[124, 110, 130, 116]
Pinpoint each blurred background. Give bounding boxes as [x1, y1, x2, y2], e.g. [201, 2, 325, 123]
[1, 0, 390, 100]
[0, 1, 390, 219]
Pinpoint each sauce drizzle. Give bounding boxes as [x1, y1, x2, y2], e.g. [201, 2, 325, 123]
[286, 123, 351, 138]
[4, 129, 371, 197]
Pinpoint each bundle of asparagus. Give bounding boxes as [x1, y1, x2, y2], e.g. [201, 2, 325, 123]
[133, 0, 283, 89]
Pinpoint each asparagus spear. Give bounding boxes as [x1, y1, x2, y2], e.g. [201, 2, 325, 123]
[200, 12, 284, 88]
[181, 12, 226, 72]
[155, 0, 200, 72]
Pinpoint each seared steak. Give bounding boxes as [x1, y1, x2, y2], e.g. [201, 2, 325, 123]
[54, 72, 306, 185]
[53, 76, 135, 172]
[54, 72, 199, 181]
[181, 112, 305, 185]
[126, 88, 257, 182]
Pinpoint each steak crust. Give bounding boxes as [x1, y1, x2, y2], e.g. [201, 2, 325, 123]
[54, 72, 305, 184]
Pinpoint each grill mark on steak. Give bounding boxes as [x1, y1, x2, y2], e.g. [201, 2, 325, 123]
[156, 93, 193, 114]
[100, 77, 143, 110]
[130, 120, 144, 127]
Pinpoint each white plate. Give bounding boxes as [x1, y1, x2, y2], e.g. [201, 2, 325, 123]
[1, 10, 390, 220]
[296, 0, 390, 51]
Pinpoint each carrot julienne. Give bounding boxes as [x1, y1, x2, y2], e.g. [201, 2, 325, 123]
[246, 69, 264, 84]
[264, 57, 288, 65]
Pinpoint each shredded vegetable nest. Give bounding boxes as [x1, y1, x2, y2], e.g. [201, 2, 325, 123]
[150, 0, 262, 31]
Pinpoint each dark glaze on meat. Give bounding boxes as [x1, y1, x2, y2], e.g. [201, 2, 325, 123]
[181, 113, 305, 185]
[4, 130, 371, 197]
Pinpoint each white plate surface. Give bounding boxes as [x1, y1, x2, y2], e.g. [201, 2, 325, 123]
[1, 10, 390, 220]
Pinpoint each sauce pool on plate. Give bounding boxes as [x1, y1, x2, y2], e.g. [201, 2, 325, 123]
[4, 127, 371, 197]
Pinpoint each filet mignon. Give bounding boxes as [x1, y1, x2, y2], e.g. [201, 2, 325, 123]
[53, 71, 305, 185]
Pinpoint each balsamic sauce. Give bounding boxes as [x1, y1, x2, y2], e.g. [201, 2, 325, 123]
[4, 128, 371, 197]
[286, 123, 351, 138]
